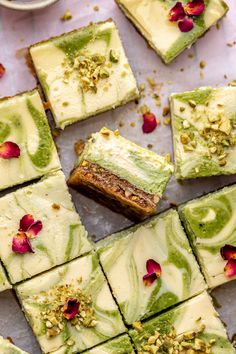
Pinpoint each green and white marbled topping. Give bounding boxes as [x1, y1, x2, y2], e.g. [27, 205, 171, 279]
[16, 254, 125, 354]
[0, 90, 60, 191]
[179, 184, 236, 288]
[0, 263, 11, 292]
[30, 20, 139, 129]
[130, 292, 235, 354]
[83, 335, 135, 354]
[0, 336, 29, 354]
[116, 0, 228, 64]
[97, 209, 206, 325]
[0, 171, 92, 284]
[171, 86, 236, 179]
[78, 128, 173, 197]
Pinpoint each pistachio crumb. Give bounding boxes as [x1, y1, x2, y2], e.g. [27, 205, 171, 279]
[60, 9, 72, 21]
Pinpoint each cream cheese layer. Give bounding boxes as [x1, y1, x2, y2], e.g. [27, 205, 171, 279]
[0, 171, 92, 284]
[179, 184, 236, 288]
[83, 335, 135, 354]
[97, 209, 206, 325]
[0, 336, 29, 354]
[16, 254, 125, 354]
[0, 90, 60, 190]
[79, 128, 173, 197]
[0, 263, 11, 292]
[30, 20, 139, 129]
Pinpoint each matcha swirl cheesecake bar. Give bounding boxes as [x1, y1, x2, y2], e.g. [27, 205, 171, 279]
[97, 209, 206, 325]
[29, 20, 139, 129]
[130, 292, 235, 353]
[68, 127, 173, 219]
[0, 336, 29, 354]
[0, 89, 60, 191]
[0, 263, 11, 292]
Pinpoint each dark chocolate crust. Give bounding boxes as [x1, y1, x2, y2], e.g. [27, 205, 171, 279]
[68, 160, 159, 220]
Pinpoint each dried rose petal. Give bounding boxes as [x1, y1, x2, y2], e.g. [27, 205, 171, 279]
[19, 214, 35, 232]
[169, 2, 186, 21]
[224, 259, 236, 278]
[220, 244, 236, 260]
[27, 220, 43, 239]
[142, 113, 158, 134]
[12, 232, 34, 254]
[143, 259, 162, 287]
[184, 0, 205, 16]
[178, 18, 194, 32]
[63, 298, 80, 320]
[0, 63, 5, 79]
[0, 141, 21, 159]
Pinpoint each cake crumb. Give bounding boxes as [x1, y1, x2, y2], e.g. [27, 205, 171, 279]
[93, 5, 99, 11]
[52, 203, 60, 210]
[60, 9, 72, 21]
[199, 60, 206, 69]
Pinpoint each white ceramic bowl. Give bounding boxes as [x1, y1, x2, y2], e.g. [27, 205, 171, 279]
[0, 0, 59, 10]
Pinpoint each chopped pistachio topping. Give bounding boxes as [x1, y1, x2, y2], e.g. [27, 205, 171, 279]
[60, 9, 72, 21]
[109, 49, 119, 63]
[35, 283, 97, 340]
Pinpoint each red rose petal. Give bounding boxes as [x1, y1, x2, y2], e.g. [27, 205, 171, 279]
[178, 18, 194, 32]
[27, 220, 43, 239]
[0, 63, 5, 79]
[143, 259, 162, 287]
[63, 298, 80, 320]
[224, 259, 236, 278]
[169, 2, 186, 21]
[0, 141, 21, 159]
[143, 272, 158, 287]
[220, 244, 236, 261]
[184, 0, 205, 16]
[142, 113, 158, 134]
[12, 232, 34, 254]
[19, 214, 35, 232]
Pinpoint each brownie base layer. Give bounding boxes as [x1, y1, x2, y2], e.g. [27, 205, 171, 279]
[68, 161, 159, 220]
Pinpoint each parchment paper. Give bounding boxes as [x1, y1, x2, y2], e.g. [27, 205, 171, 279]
[0, 0, 235, 352]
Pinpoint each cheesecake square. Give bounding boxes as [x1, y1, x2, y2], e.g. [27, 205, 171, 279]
[29, 20, 139, 130]
[130, 292, 235, 353]
[0, 336, 29, 354]
[170, 87, 236, 179]
[68, 128, 173, 220]
[16, 253, 125, 354]
[0, 89, 60, 191]
[0, 263, 11, 292]
[97, 209, 206, 325]
[179, 184, 236, 288]
[116, 0, 228, 64]
[83, 335, 134, 354]
[0, 171, 92, 284]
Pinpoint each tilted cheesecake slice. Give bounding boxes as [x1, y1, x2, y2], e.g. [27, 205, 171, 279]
[29, 20, 139, 129]
[0, 336, 29, 354]
[97, 209, 206, 325]
[170, 86, 236, 179]
[0, 263, 11, 292]
[130, 292, 235, 353]
[0, 89, 60, 191]
[0, 171, 92, 284]
[16, 253, 125, 354]
[68, 128, 173, 219]
[115, 0, 228, 64]
[83, 335, 135, 354]
[179, 184, 236, 288]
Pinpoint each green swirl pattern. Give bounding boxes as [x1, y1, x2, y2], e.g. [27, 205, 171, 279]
[83, 335, 134, 354]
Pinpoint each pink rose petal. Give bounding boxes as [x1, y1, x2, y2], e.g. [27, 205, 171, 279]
[178, 18, 194, 32]
[0, 141, 20, 159]
[0, 63, 5, 79]
[12, 232, 34, 254]
[220, 244, 236, 261]
[184, 0, 205, 16]
[63, 298, 80, 320]
[27, 220, 43, 239]
[169, 2, 186, 21]
[142, 113, 158, 134]
[224, 259, 236, 278]
[19, 214, 35, 232]
[143, 259, 162, 287]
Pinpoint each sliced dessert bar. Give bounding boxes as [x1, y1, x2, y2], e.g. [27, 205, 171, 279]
[0, 336, 29, 354]
[29, 20, 139, 129]
[0, 171, 92, 284]
[83, 335, 135, 354]
[68, 128, 173, 219]
[0, 89, 60, 191]
[130, 292, 235, 353]
[16, 253, 125, 354]
[116, 0, 228, 64]
[97, 209, 206, 325]
[0, 263, 11, 292]
[170, 87, 236, 179]
[179, 184, 236, 288]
